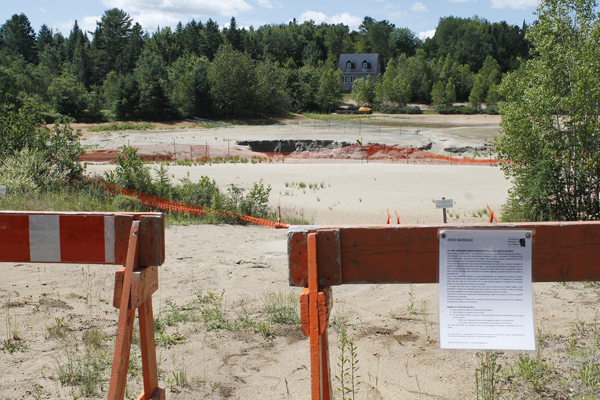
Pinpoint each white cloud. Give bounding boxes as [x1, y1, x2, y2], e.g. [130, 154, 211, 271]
[383, 4, 407, 19]
[40, 8, 47, 13]
[53, 16, 101, 37]
[133, 11, 183, 31]
[411, 2, 428, 12]
[81, 16, 101, 33]
[257, 0, 275, 8]
[299, 11, 362, 31]
[419, 29, 436, 40]
[102, 0, 253, 17]
[490, 0, 538, 9]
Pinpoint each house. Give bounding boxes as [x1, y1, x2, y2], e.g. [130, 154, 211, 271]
[338, 54, 380, 92]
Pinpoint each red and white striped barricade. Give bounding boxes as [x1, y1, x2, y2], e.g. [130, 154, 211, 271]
[0, 211, 166, 400]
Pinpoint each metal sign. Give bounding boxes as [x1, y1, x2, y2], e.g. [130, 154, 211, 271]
[0, 185, 6, 197]
[435, 198, 453, 209]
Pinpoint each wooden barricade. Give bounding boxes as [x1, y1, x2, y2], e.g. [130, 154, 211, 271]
[0, 211, 166, 400]
[287, 222, 600, 399]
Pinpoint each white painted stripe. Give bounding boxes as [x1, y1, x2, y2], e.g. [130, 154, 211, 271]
[104, 216, 115, 263]
[29, 215, 61, 262]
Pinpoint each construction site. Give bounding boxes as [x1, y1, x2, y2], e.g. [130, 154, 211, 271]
[3, 113, 600, 400]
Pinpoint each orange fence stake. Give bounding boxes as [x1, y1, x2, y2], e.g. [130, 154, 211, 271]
[487, 204, 499, 223]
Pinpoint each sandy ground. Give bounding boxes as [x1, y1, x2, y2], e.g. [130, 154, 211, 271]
[2, 114, 598, 399]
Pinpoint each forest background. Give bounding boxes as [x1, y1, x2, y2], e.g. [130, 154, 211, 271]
[0, 10, 530, 121]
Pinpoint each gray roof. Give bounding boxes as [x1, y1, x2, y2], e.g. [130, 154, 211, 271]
[338, 54, 380, 74]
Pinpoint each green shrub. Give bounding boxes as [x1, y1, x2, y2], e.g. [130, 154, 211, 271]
[376, 104, 422, 114]
[103, 146, 155, 194]
[436, 105, 479, 114]
[111, 195, 144, 212]
[0, 148, 68, 193]
[172, 174, 218, 207]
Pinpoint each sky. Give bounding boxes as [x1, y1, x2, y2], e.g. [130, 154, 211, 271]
[3, 0, 539, 41]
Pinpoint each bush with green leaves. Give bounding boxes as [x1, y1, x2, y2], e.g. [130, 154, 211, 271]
[497, 0, 600, 222]
[0, 148, 68, 194]
[104, 146, 155, 194]
[0, 98, 84, 189]
[172, 174, 219, 207]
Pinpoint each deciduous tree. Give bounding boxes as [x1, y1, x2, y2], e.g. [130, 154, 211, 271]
[497, 0, 600, 221]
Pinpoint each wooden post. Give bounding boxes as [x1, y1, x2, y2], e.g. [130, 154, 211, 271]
[303, 233, 332, 400]
[108, 221, 139, 400]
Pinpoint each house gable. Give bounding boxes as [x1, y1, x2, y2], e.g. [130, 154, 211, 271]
[338, 53, 380, 92]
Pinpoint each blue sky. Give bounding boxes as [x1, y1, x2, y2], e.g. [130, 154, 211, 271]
[3, 0, 539, 41]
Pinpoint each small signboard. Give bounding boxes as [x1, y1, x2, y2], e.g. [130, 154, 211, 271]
[438, 229, 535, 351]
[435, 199, 453, 209]
[0, 185, 5, 197]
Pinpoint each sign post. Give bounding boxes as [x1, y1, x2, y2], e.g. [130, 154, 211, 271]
[435, 197, 453, 223]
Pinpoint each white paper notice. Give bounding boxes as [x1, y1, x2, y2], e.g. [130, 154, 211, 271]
[439, 229, 535, 351]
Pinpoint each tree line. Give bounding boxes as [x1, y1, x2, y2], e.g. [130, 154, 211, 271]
[0, 9, 530, 120]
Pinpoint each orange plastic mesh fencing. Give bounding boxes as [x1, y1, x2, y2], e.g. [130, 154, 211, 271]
[86, 177, 289, 229]
[81, 144, 504, 165]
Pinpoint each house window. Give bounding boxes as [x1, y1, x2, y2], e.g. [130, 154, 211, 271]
[345, 60, 354, 69]
[362, 60, 370, 69]
[350, 76, 355, 83]
[344, 76, 348, 83]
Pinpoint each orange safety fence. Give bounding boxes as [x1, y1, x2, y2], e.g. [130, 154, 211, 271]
[81, 144, 505, 165]
[86, 177, 289, 229]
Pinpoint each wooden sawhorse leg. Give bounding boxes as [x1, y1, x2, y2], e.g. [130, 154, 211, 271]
[108, 221, 165, 400]
[300, 232, 333, 400]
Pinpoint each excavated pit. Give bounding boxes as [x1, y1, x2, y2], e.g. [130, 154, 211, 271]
[236, 140, 354, 154]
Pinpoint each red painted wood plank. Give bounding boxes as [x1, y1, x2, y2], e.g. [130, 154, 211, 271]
[60, 215, 105, 262]
[288, 222, 600, 286]
[0, 215, 30, 262]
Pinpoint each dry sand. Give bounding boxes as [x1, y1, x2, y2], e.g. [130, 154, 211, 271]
[2, 115, 598, 399]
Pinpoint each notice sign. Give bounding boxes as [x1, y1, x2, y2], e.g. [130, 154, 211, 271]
[435, 199, 453, 209]
[0, 185, 5, 197]
[439, 229, 535, 351]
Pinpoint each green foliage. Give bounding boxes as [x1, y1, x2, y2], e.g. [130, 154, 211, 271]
[56, 340, 110, 397]
[352, 77, 376, 107]
[48, 73, 87, 120]
[426, 15, 529, 72]
[208, 44, 289, 117]
[335, 328, 360, 399]
[317, 61, 344, 112]
[111, 195, 144, 212]
[196, 290, 229, 330]
[475, 352, 502, 400]
[513, 353, 551, 393]
[497, 0, 600, 222]
[1, 335, 28, 353]
[1, 14, 37, 63]
[0, 99, 48, 158]
[104, 146, 155, 194]
[261, 290, 300, 325]
[210, 180, 274, 223]
[0, 99, 83, 188]
[469, 56, 501, 108]
[172, 174, 218, 207]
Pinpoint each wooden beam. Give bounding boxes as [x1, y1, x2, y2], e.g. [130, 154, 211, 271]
[288, 222, 600, 286]
[113, 266, 159, 309]
[289, 229, 342, 287]
[0, 211, 164, 267]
